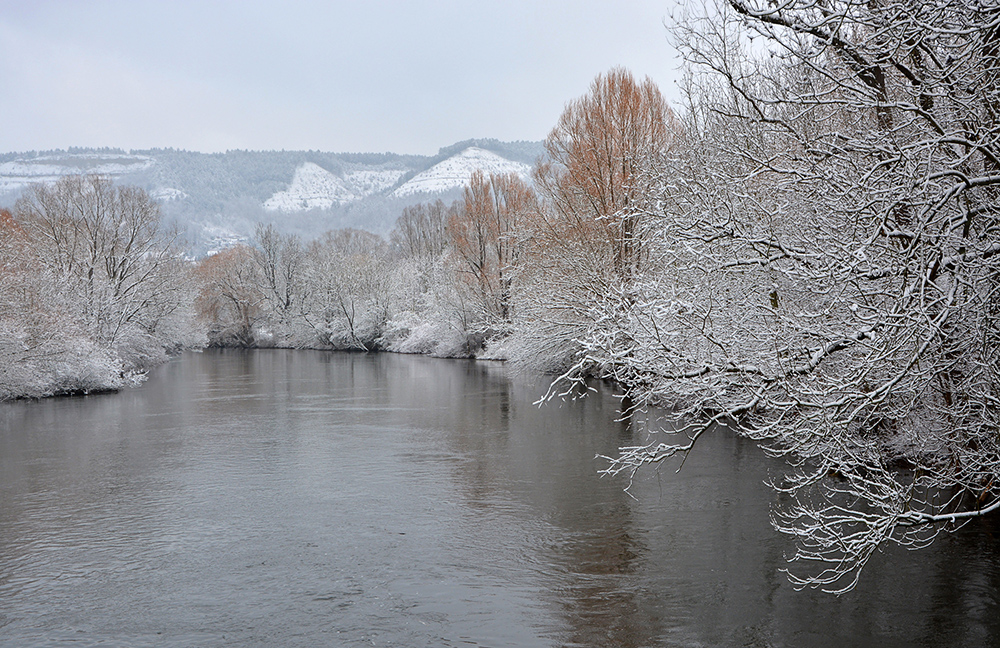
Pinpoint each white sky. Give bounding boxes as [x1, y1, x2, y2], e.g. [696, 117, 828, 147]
[0, 0, 685, 155]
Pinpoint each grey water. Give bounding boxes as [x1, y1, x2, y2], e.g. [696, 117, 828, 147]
[1, 350, 999, 647]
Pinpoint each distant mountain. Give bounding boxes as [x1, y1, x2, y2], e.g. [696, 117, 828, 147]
[263, 162, 352, 211]
[391, 147, 532, 198]
[0, 152, 154, 195]
[0, 140, 545, 256]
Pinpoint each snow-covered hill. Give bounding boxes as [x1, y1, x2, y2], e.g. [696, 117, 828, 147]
[150, 187, 188, 202]
[263, 163, 407, 212]
[0, 153, 154, 195]
[391, 147, 532, 198]
[263, 162, 356, 211]
[0, 141, 545, 255]
[344, 168, 407, 196]
[262, 147, 533, 212]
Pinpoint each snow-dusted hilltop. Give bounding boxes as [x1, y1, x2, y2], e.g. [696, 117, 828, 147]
[0, 152, 153, 195]
[392, 147, 532, 198]
[263, 147, 534, 211]
[263, 163, 406, 212]
[263, 162, 357, 211]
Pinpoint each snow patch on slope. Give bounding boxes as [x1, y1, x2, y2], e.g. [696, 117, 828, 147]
[0, 153, 154, 195]
[263, 162, 356, 212]
[392, 147, 532, 198]
[344, 169, 407, 195]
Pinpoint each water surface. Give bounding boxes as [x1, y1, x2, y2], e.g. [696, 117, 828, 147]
[1, 350, 999, 647]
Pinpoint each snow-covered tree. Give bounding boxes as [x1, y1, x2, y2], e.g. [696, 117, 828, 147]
[252, 223, 309, 344]
[194, 245, 264, 347]
[2, 178, 198, 398]
[579, 0, 1000, 592]
[533, 67, 678, 285]
[301, 228, 392, 350]
[509, 69, 680, 373]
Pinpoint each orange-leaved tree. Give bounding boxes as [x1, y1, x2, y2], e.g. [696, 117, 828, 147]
[534, 67, 678, 285]
[447, 170, 537, 330]
[508, 69, 679, 372]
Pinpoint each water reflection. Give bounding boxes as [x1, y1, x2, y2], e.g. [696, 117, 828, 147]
[1, 350, 999, 647]
[424, 361, 662, 646]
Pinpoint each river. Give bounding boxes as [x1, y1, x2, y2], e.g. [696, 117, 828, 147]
[1, 349, 999, 647]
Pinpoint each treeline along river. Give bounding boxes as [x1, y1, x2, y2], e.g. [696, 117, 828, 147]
[1, 350, 1000, 647]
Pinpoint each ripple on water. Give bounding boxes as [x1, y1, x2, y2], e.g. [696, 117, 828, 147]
[2, 350, 1000, 648]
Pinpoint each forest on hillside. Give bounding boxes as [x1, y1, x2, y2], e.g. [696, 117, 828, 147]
[2, 0, 999, 594]
[0, 139, 546, 254]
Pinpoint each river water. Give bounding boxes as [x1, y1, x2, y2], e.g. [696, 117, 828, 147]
[1, 350, 999, 647]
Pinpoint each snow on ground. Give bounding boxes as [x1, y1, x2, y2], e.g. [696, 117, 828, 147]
[391, 147, 532, 198]
[263, 162, 357, 212]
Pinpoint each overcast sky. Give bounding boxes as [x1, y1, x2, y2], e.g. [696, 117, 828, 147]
[0, 1, 684, 155]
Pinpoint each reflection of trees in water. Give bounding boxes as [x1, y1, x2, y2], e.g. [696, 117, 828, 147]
[431, 362, 663, 647]
[193, 352, 1000, 646]
[544, 404, 660, 647]
[551, 503, 660, 648]
[10, 351, 1000, 645]
[532, 388, 658, 647]
[345, 355, 1000, 645]
[918, 515, 1000, 646]
[188, 352, 1000, 646]
[443, 361, 515, 509]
